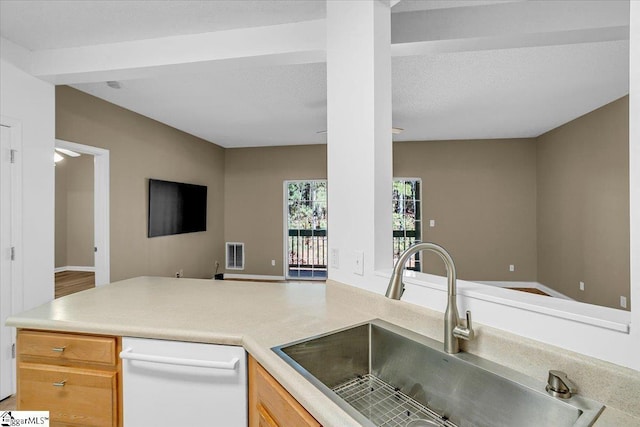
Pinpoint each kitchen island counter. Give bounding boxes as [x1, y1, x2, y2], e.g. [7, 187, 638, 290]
[7, 276, 640, 426]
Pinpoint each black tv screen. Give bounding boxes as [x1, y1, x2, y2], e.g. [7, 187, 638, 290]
[148, 179, 207, 237]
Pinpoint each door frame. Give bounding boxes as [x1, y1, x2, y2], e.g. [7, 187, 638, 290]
[55, 139, 110, 285]
[0, 116, 23, 399]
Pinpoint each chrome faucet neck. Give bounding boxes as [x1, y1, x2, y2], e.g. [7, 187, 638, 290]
[386, 242, 474, 353]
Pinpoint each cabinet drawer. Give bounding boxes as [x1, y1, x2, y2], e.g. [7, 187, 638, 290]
[255, 363, 320, 427]
[19, 363, 117, 427]
[19, 331, 116, 365]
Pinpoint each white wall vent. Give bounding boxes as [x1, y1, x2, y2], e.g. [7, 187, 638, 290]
[226, 242, 245, 270]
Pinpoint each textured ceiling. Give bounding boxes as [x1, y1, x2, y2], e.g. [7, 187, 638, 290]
[73, 63, 329, 148]
[0, 0, 630, 148]
[391, 40, 629, 142]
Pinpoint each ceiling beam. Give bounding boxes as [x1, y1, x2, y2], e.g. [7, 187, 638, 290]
[391, 1, 629, 44]
[28, 19, 326, 84]
[391, 0, 629, 56]
[391, 26, 629, 58]
[3, 0, 628, 86]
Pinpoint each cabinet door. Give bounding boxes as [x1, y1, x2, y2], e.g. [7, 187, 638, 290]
[19, 363, 117, 427]
[249, 356, 320, 427]
[257, 404, 279, 427]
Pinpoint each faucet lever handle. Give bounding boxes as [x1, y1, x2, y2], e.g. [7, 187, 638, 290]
[453, 310, 475, 341]
[464, 310, 474, 340]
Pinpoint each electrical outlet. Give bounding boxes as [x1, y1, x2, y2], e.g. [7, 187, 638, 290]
[271, 259, 276, 267]
[620, 296, 627, 308]
[579, 281, 585, 291]
[429, 219, 435, 227]
[509, 264, 515, 272]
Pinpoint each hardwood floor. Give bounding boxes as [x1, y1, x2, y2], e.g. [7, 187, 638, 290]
[0, 394, 16, 410]
[55, 271, 95, 299]
[508, 287, 551, 296]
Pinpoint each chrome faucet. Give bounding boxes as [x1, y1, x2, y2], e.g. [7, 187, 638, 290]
[386, 242, 474, 354]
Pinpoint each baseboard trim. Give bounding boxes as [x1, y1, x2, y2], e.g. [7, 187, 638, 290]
[220, 273, 286, 281]
[55, 266, 96, 273]
[478, 280, 573, 300]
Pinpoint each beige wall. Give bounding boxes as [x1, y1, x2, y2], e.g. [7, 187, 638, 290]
[55, 86, 628, 310]
[537, 96, 630, 310]
[394, 139, 538, 281]
[56, 86, 225, 281]
[224, 145, 327, 276]
[54, 154, 94, 268]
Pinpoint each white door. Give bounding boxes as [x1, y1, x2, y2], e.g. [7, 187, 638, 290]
[0, 124, 15, 400]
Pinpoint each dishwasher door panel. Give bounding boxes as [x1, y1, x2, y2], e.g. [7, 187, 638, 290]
[121, 337, 247, 427]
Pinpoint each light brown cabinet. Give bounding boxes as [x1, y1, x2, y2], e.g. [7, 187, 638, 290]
[16, 330, 122, 427]
[248, 355, 321, 427]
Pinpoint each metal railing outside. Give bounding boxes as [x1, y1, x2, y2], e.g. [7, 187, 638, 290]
[287, 230, 420, 277]
[288, 229, 328, 278]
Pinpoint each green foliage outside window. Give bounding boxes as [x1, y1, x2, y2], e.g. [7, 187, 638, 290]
[287, 181, 327, 230]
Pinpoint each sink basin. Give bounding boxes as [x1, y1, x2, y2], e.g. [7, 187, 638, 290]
[272, 320, 604, 427]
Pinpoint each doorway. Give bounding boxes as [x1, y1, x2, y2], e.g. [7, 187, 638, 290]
[55, 140, 110, 286]
[285, 180, 327, 280]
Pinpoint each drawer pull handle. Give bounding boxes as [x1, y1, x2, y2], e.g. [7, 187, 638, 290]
[119, 348, 239, 370]
[51, 346, 66, 352]
[53, 381, 66, 387]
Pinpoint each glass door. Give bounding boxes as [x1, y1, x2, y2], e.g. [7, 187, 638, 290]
[286, 180, 327, 280]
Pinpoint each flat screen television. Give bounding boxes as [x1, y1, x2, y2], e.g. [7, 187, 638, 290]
[148, 179, 207, 238]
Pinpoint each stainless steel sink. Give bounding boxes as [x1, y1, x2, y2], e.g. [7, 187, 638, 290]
[272, 320, 604, 427]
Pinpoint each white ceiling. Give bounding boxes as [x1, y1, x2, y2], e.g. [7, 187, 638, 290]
[0, 0, 327, 50]
[0, 0, 630, 148]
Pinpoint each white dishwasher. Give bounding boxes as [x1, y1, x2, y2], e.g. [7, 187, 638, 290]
[121, 337, 247, 427]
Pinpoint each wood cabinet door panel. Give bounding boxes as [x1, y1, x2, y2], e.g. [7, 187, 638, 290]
[257, 403, 279, 427]
[254, 361, 320, 427]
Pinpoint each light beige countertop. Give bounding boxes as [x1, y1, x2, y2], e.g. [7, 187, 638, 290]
[7, 277, 640, 426]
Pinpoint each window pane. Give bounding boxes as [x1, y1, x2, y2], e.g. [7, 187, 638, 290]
[392, 178, 422, 270]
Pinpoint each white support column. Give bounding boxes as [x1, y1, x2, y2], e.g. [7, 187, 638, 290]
[326, 0, 393, 291]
